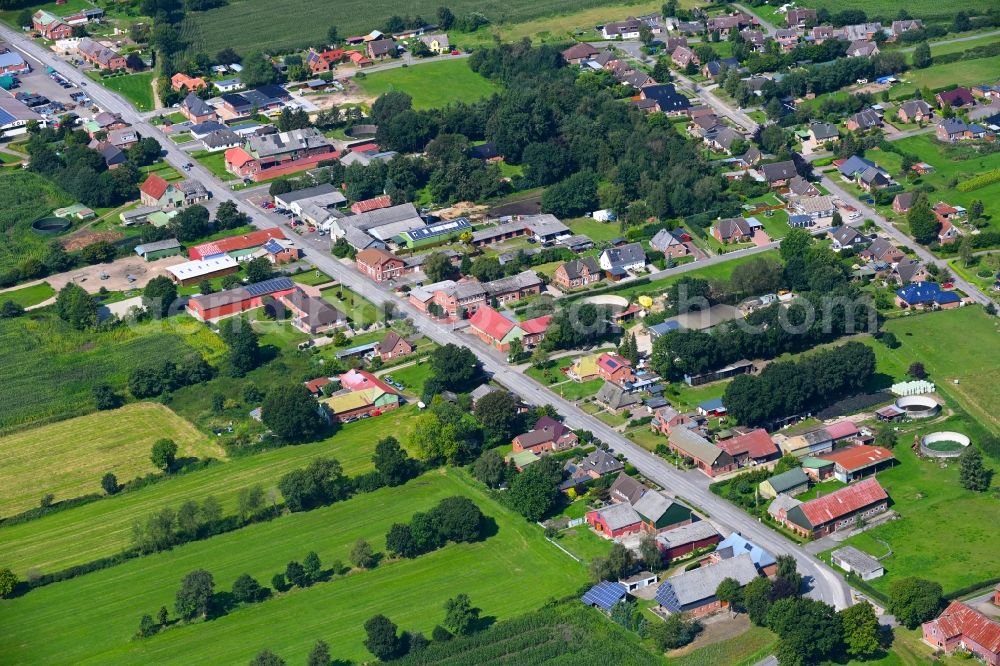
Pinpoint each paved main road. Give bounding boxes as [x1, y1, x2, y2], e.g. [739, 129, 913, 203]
[5, 23, 853, 609]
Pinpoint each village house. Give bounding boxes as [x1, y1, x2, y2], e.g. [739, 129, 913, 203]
[828, 226, 866, 251]
[786, 8, 817, 27]
[650, 228, 691, 258]
[895, 281, 962, 310]
[171, 72, 208, 92]
[818, 445, 896, 483]
[712, 216, 753, 243]
[553, 256, 602, 289]
[601, 17, 643, 39]
[468, 304, 551, 352]
[936, 87, 975, 109]
[922, 602, 1000, 665]
[759, 467, 810, 499]
[701, 57, 739, 79]
[894, 258, 929, 285]
[595, 382, 642, 414]
[860, 237, 904, 264]
[936, 117, 991, 142]
[609, 472, 647, 505]
[716, 428, 780, 467]
[654, 553, 759, 616]
[32, 10, 72, 40]
[845, 22, 883, 41]
[366, 38, 397, 60]
[419, 33, 450, 54]
[773, 28, 800, 52]
[77, 37, 126, 70]
[139, 173, 209, 209]
[180, 92, 216, 124]
[668, 427, 735, 478]
[846, 108, 882, 131]
[561, 42, 598, 65]
[846, 40, 879, 58]
[789, 195, 837, 222]
[356, 247, 406, 282]
[761, 160, 797, 188]
[225, 128, 337, 181]
[599, 242, 646, 276]
[890, 19, 922, 38]
[373, 330, 413, 362]
[892, 191, 917, 215]
[898, 99, 933, 123]
[512, 415, 579, 454]
[635, 84, 691, 114]
[597, 352, 636, 386]
[706, 13, 752, 35]
[282, 289, 347, 335]
[811, 25, 834, 43]
[650, 405, 702, 437]
[306, 48, 347, 73]
[781, 477, 889, 538]
[809, 122, 839, 146]
[711, 533, 778, 575]
[655, 520, 721, 560]
[560, 449, 624, 492]
[672, 45, 698, 68]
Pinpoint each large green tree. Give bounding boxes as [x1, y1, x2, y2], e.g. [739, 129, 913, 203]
[142, 275, 178, 319]
[174, 569, 214, 620]
[959, 445, 992, 492]
[444, 593, 480, 635]
[262, 383, 326, 442]
[767, 597, 842, 666]
[839, 601, 881, 659]
[55, 283, 98, 330]
[151, 438, 178, 472]
[473, 390, 522, 446]
[504, 456, 562, 521]
[364, 614, 402, 661]
[907, 194, 940, 245]
[219, 318, 261, 376]
[372, 436, 413, 486]
[886, 577, 942, 629]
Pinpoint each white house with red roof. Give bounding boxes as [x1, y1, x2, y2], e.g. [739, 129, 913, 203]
[468, 304, 551, 352]
[923, 601, 1000, 665]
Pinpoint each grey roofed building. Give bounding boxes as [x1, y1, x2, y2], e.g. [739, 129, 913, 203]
[631, 491, 676, 524]
[107, 127, 139, 147]
[177, 180, 209, 200]
[609, 472, 647, 505]
[469, 384, 496, 404]
[343, 226, 384, 251]
[120, 205, 160, 225]
[283, 289, 346, 330]
[711, 126, 743, 152]
[895, 258, 925, 283]
[655, 520, 720, 550]
[648, 320, 682, 337]
[846, 40, 878, 57]
[340, 149, 398, 166]
[858, 165, 890, 187]
[844, 23, 883, 41]
[94, 141, 126, 167]
[787, 176, 819, 197]
[831, 545, 884, 579]
[470, 219, 528, 244]
[810, 121, 839, 141]
[484, 270, 542, 297]
[600, 242, 646, 269]
[655, 552, 759, 613]
[523, 213, 570, 240]
[560, 256, 601, 280]
[339, 202, 422, 233]
[650, 228, 685, 252]
[715, 216, 752, 239]
[247, 127, 331, 158]
[639, 84, 691, 113]
[894, 191, 916, 210]
[591, 501, 641, 531]
[558, 234, 595, 251]
[838, 155, 877, 178]
[767, 493, 803, 520]
[202, 128, 241, 150]
[669, 426, 725, 465]
[760, 160, 797, 183]
[578, 449, 624, 476]
[188, 120, 228, 137]
[368, 38, 396, 57]
[767, 467, 810, 494]
[830, 226, 865, 248]
[849, 108, 882, 129]
[134, 238, 181, 254]
[275, 183, 347, 208]
[899, 99, 932, 119]
[596, 382, 642, 412]
[863, 237, 900, 262]
[182, 92, 214, 118]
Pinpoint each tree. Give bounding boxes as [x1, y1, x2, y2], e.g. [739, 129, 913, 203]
[101, 472, 119, 495]
[428, 343, 481, 390]
[839, 601, 881, 659]
[249, 650, 286, 666]
[261, 382, 327, 442]
[386, 522, 417, 558]
[505, 456, 562, 521]
[715, 577, 744, 612]
[959, 235, 973, 267]
[373, 436, 412, 486]
[175, 569, 214, 620]
[540, 171, 598, 218]
[970, 199, 984, 221]
[285, 560, 308, 587]
[959, 445, 992, 492]
[350, 538, 377, 569]
[474, 390, 521, 447]
[158, 605, 169, 626]
[303, 551, 322, 583]
[444, 593, 480, 635]
[0, 567, 18, 597]
[912, 42, 931, 69]
[881, 331, 899, 349]
[364, 614, 402, 661]
[775, 554, 802, 595]
[471, 449, 508, 488]
[907, 194, 939, 245]
[55, 283, 97, 330]
[142, 275, 178, 319]
[232, 573, 265, 603]
[169, 205, 211, 242]
[244, 257, 273, 284]
[887, 577, 942, 629]
[952, 11, 971, 32]
[874, 425, 897, 449]
[81, 240, 116, 264]
[307, 640, 331, 666]
[151, 438, 178, 472]
[638, 533, 664, 571]
[278, 458, 350, 511]
[137, 613, 157, 638]
[648, 612, 701, 650]
[237, 484, 266, 522]
[742, 576, 773, 626]
[907, 362, 926, 379]
[767, 597, 842, 666]
[0, 300, 24, 319]
[92, 383, 123, 410]
[240, 51, 278, 88]
[214, 200, 249, 230]
[423, 251, 456, 282]
[591, 543, 636, 582]
[219, 317, 261, 376]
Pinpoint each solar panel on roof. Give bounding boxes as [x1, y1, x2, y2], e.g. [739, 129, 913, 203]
[405, 217, 471, 241]
[0, 109, 17, 126]
[245, 277, 294, 296]
[581, 581, 627, 610]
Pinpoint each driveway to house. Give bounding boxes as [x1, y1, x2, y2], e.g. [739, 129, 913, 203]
[1, 22, 857, 611]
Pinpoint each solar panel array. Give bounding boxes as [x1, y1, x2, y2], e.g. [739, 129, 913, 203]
[581, 581, 627, 611]
[0, 108, 16, 126]
[405, 217, 471, 241]
[653, 581, 680, 612]
[245, 277, 294, 296]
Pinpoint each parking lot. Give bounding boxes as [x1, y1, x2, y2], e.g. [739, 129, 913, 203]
[0, 45, 94, 122]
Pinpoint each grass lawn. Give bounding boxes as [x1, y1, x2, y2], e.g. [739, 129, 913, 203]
[820, 415, 999, 597]
[0, 406, 420, 576]
[290, 269, 332, 286]
[524, 356, 575, 385]
[320, 285, 380, 327]
[384, 361, 433, 397]
[891, 54, 1000, 99]
[0, 314, 226, 434]
[87, 71, 155, 112]
[795, 478, 847, 502]
[141, 160, 185, 182]
[623, 426, 664, 451]
[189, 150, 233, 180]
[565, 215, 625, 243]
[927, 33, 1000, 58]
[609, 250, 782, 303]
[669, 624, 777, 666]
[0, 403, 223, 517]
[356, 59, 499, 110]
[553, 524, 614, 561]
[0, 0, 92, 25]
[551, 378, 604, 401]
[0, 469, 588, 665]
[0, 281, 55, 308]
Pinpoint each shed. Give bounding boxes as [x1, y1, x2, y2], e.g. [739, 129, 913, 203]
[134, 238, 182, 261]
[581, 581, 628, 611]
[619, 571, 658, 592]
[831, 545, 884, 580]
[759, 467, 810, 499]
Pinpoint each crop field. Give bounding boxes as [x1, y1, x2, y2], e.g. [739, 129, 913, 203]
[0, 406, 419, 576]
[356, 59, 500, 110]
[821, 414, 999, 596]
[0, 469, 587, 665]
[889, 135, 1000, 233]
[0, 403, 222, 517]
[86, 71, 155, 111]
[181, 0, 664, 55]
[0, 315, 226, 433]
[807, 0, 997, 19]
[0, 170, 75, 273]
[891, 54, 1000, 98]
[0, 281, 55, 308]
[670, 625, 777, 666]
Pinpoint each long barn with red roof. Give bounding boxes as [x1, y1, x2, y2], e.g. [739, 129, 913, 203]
[188, 228, 287, 260]
[781, 477, 889, 538]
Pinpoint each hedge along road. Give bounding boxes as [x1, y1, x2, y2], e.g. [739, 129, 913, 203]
[0, 23, 853, 609]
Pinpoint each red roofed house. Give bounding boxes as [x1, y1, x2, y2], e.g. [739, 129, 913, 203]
[512, 415, 579, 454]
[32, 10, 73, 39]
[923, 601, 1000, 665]
[225, 128, 338, 181]
[717, 429, 780, 467]
[350, 195, 392, 215]
[824, 420, 860, 443]
[188, 228, 287, 260]
[818, 445, 896, 483]
[304, 377, 332, 396]
[138, 174, 210, 209]
[356, 247, 406, 282]
[468, 305, 552, 352]
[307, 47, 347, 74]
[347, 50, 373, 67]
[171, 73, 208, 92]
[373, 330, 413, 362]
[781, 477, 889, 538]
[597, 352, 636, 387]
[339, 367, 396, 394]
[186, 276, 299, 321]
[936, 87, 975, 109]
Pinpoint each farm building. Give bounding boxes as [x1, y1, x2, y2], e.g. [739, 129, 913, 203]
[818, 445, 896, 483]
[188, 228, 288, 261]
[185, 276, 297, 319]
[654, 520, 721, 560]
[655, 553, 759, 616]
[759, 467, 810, 499]
[667, 427, 735, 478]
[134, 238, 181, 261]
[321, 369, 401, 422]
[468, 305, 551, 352]
[781, 477, 889, 538]
[225, 128, 338, 181]
[831, 545, 884, 581]
[717, 428, 779, 467]
[710, 533, 777, 576]
[396, 217, 472, 249]
[167, 256, 240, 286]
[922, 602, 1000, 664]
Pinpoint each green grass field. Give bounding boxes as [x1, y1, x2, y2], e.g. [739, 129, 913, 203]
[0, 170, 75, 273]
[87, 71, 156, 112]
[188, 150, 233, 180]
[356, 59, 499, 110]
[821, 415, 999, 596]
[320, 285, 380, 327]
[180, 0, 682, 55]
[0, 469, 587, 665]
[0, 281, 55, 308]
[891, 54, 1000, 98]
[0, 405, 420, 576]
[808, 0, 997, 18]
[0, 314, 226, 433]
[888, 135, 1000, 233]
[926, 33, 1000, 58]
[552, 378, 604, 400]
[0, 0, 93, 26]
[670, 625, 777, 666]
[565, 216, 626, 243]
[0, 403, 223, 517]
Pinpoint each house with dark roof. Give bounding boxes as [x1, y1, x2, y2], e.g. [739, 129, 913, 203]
[760, 160, 797, 187]
[139, 174, 209, 208]
[599, 243, 646, 274]
[846, 40, 879, 58]
[650, 228, 690, 258]
[77, 37, 126, 70]
[632, 491, 695, 534]
[180, 92, 215, 124]
[922, 601, 1000, 664]
[894, 258, 928, 285]
[655, 553, 759, 616]
[636, 84, 691, 114]
[831, 545, 885, 580]
[895, 281, 961, 310]
[366, 38, 397, 59]
[898, 99, 933, 123]
[786, 8, 817, 27]
[781, 477, 889, 537]
[937, 117, 991, 142]
[561, 449, 624, 491]
[374, 330, 413, 362]
[282, 289, 347, 334]
[668, 427, 735, 477]
[595, 382, 642, 413]
[655, 520, 721, 560]
[809, 121, 839, 144]
[512, 416, 578, 454]
[860, 237, 904, 264]
[561, 42, 599, 64]
[846, 108, 882, 131]
[701, 57, 739, 79]
[893, 191, 917, 214]
[609, 472, 647, 505]
[553, 256, 601, 289]
[712, 216, 753, 243]
[936, 87, 975, 109]
[828, 226, 865, 250]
